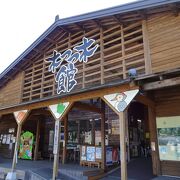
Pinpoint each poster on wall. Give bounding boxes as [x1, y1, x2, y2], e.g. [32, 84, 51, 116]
[111, 119, 119, 135]
[19, 131, 34, 160]
[95, 131, 101, 145]
[86, 146, 95, 161]
[81, 146, 86, 161]
[95, 147, 102, 159]
[2, 135, 7, 144]
[106, 146, 113, 166]
[156, 116, 180, 161]
[6, 134, 11, 144]
[112, 147, 119, 163]
[85, 131, 92, 144]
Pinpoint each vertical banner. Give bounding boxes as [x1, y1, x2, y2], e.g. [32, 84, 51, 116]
[103, 89, 139, 113]
[14, 110, 29, 124]
[53, 120, 60, 155]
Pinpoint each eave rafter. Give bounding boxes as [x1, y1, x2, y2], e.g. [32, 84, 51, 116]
[170, 3, 180, 16]
[113, 15, 122, 24]
[45, 37, 56, 45]
[75, 22, 84, 30]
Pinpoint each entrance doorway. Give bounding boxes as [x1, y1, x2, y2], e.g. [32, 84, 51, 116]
[128, 102, 151, 159]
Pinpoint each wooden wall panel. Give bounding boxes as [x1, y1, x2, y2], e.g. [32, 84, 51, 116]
[161, 161, 180, 177]
[147, 13, 180, 73]
[155, 86, 180, 117]
[0, 72, 24, 107]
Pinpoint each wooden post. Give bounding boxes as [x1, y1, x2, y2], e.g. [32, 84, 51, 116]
[52, 120, 61, 180]
[34, 119, 41, 161]
[125, 111, 130, 162]
[101, 101, 106, 171]
[12, 123, 22, 172]
[119, 111, 127, 180]
[91, 119, 95, 145]
[148, 106, 161, 175]
[62, 116, 68, 164]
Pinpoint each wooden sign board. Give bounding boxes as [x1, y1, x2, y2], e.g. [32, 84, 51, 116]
[49, 102, 70, 120]
[103, 89, 139, 114]
[13, 110, 28, 124]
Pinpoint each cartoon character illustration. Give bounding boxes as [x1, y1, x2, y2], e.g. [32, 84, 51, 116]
[19, 131, 34, 160]
[111, 93, 127, 112]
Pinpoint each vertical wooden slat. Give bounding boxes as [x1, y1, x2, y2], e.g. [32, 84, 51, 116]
[142, 20, 152, 74]
[121, 25, 127, 79]
[100, 27, 104, 84]
[20, 71, 25, 103]
[41, 54, 45, 98]
[30, 63, 35, 101]
[52, 45, 57, 96]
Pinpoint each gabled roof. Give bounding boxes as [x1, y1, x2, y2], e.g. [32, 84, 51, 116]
[0, 0, 179, 84]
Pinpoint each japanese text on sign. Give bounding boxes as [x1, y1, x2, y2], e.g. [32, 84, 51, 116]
[45, 37, 99, 94]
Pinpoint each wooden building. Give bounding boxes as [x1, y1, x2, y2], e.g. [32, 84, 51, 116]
[0, 0, 180, 179]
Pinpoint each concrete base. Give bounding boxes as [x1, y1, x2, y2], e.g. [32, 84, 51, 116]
[5, 172, 16, 180]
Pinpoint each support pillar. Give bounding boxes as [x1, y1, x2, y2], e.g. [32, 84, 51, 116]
[52, 120, 61, 180]
[62, 116, 68, 164]
[12, 123, 22, 172]
[119, 111, 127, 180]
[91, 119, 95, 145]
[34, 119, 41, 161]
[148, 107, 161, 175]
[101, 101, 106, 171]
[49, 102, 73, 180]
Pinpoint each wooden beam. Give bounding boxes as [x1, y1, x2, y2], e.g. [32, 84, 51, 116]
[143, 76, 180, 90]
[0, 84, 138, 116]
[135, 94, 155, 109]
[73, 102, 101, 114]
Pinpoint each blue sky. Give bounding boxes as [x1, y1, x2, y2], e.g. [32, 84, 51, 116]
[0, 0, 135, 73]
